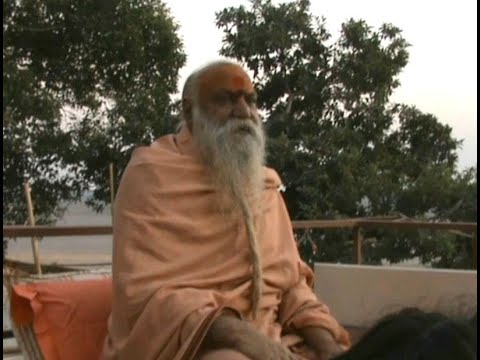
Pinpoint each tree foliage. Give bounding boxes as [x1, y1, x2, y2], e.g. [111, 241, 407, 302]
[3, 0, 476, 269]
[216, 0, 477, 268]
[3, 0, 185, 255]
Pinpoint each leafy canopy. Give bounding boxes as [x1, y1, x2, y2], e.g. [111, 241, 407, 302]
[216, 0, 476, 268]
[3, 0, 186, 228]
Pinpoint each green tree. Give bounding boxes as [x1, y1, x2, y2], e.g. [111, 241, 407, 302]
[3, 0, 186, 256]
[216, 0, 476, 268]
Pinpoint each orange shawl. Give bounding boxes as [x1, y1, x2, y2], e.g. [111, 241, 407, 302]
[101, 125, 350, 360]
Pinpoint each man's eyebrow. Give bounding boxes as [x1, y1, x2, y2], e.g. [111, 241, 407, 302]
[216, 89, 257, 97]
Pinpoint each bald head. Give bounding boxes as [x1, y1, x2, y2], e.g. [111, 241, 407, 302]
[181, 60, 264, 190]
[181, 60, 259, 130]
[183, 60, 265, 194]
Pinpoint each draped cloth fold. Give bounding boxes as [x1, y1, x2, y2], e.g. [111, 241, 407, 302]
[101, 125, 350, 360]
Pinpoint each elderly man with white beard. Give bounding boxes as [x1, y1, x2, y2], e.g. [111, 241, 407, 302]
[101, 60, 351, 360]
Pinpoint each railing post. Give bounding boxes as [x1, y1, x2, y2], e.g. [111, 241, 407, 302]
[353, 226, 363, 265]
[472, 230, 477, 270]
[109, 163, 115, 223]
[23, 182, 42, 275]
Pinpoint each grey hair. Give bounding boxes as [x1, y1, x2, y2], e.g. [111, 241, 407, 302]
[181, 58, 242, 108]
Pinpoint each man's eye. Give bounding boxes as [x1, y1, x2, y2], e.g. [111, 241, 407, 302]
[213, 93, 230, 104]
[245, 95, 257, 105]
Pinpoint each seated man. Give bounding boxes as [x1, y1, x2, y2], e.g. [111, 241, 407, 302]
[101, 60, 350, 360]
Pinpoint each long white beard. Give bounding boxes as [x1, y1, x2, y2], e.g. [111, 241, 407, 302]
[191, 107, 266, 315]
[191, 107, 266, 215]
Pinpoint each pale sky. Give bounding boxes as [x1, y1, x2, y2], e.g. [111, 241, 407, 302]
[166, 0, 477, 170]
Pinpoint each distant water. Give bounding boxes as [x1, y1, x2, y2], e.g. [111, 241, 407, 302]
[6, 202, 113, 265]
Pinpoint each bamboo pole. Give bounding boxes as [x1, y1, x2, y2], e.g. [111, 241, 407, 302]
[472, 231, 477, 270]
[23, 182, 42, 275]
[109, 163, 115, 223]
[353, 226, 363, 265]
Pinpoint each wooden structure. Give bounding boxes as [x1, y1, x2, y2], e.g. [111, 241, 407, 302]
[23, 183, 42, 275]
[3, 217, 477, 269]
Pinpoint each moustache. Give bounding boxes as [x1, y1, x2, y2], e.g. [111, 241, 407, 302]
[222, 119, 261, 139]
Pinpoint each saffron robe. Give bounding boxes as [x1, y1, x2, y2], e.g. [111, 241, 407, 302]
[101, 125, 350, 360]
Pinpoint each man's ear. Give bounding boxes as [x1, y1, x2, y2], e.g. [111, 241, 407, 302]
[182, 98, 193, 130]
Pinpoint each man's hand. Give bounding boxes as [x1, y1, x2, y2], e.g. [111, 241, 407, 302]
[237, 332, 300, 360]
[299, 326, 345, 360]
[202, 311, 299, 360]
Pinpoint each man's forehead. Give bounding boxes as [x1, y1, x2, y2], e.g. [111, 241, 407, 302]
[197, 64, 255, 95]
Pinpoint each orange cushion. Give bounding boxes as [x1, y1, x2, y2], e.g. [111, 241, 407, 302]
[11, 277, 112, 360]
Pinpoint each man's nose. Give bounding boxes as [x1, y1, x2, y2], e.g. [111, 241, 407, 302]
[231, 97, 251, 119]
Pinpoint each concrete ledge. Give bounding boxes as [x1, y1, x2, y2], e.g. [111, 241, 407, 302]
[314, 263, 477, 328]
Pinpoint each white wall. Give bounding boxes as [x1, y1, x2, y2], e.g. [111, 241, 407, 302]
[314, 263, 477, 327]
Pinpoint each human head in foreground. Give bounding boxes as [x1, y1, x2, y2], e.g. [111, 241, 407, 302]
[333, 307, 477, 360]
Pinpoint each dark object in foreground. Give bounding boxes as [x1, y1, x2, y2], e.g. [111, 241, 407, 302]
[333, 308, 477, 360]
